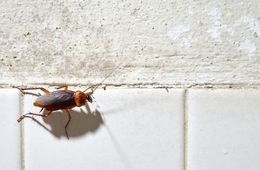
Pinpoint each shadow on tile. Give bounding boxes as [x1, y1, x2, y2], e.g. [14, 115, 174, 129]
[28, 103, 104, 139]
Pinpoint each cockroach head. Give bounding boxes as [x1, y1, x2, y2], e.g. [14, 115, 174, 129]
[86, 95, 93, 103]
[83, 87, 94, 102]
[74, 91, 86, 107]
[84, 91, 93, 103]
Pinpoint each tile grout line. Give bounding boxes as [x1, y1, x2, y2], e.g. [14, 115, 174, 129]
[2, 84, 260, 89]
[19, 92, 25, 170]
[183, 89, 188, 170]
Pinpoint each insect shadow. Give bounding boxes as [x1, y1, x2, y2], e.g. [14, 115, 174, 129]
[30, 103, 104, 139]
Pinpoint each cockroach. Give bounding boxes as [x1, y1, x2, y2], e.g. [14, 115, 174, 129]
[16, 85, 97, 139]
[16, 65, 120, 139]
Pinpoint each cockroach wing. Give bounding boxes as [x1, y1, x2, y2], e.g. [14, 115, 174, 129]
[36, 90, 74, 106]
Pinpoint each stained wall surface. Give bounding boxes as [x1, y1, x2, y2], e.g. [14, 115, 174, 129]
[0, 0, 259, 86]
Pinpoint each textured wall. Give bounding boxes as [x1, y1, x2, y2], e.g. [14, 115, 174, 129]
[0, 0, 259, 87]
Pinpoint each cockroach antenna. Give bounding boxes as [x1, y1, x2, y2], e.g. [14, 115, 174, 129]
[83, 61, 125, 93]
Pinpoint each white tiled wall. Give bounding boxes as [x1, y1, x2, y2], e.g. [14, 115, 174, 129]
[23, 89, 184, 170]
[0, 89, 21, 170]
[187, 89, 260, 170]
[2, 88, 260, 170]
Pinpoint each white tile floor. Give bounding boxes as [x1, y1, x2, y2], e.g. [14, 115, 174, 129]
[23, 89, 184, 170]
[0, 89, 21, 170]
[187, 89, 260, 170]
[1, 88, 260, 170]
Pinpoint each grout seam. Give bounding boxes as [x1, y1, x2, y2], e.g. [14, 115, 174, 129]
[1, 83, 260, 89]
[183, 89, 188, 170]
[19, 92, 25, 170]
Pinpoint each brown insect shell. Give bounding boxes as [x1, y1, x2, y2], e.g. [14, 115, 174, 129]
[74, 91, 87, 107]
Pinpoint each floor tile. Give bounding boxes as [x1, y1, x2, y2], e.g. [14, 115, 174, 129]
[187, 89, 260, 170]
[22, 88, 184, 170]
[0, 89, 21, 170]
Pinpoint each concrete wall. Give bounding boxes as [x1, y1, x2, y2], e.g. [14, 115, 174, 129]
[0, 0, 259, 87]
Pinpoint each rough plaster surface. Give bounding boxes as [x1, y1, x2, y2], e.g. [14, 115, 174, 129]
[0, 0, 259, 87]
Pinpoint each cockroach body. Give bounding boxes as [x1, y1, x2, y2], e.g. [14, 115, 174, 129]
[16, 86, 95, 139]
[34, 90, 89, 111]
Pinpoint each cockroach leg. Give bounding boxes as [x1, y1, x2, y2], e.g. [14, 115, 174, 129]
[56, 85, 68, 90]
[21, 91, 40, 97]
[14, 87, 41, 97]
[16, 87, 50, 94]
[39, 108, 44, 113]
[17, 111, 52, 122]
[18, 115, 34, 120]
[64, 109, 71, 139]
